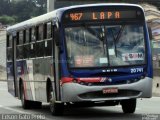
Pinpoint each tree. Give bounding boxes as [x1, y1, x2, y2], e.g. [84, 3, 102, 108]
[0, 0, 47, 25]
[0, 15, 17, 25]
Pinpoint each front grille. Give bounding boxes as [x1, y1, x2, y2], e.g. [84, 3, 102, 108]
[79, 90, 141, 99]
[79, 79, 140, 86]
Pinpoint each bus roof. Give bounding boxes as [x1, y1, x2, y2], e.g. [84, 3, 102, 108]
[7, 3, 144, 34]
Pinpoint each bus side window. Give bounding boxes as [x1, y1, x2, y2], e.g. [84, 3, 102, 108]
[24, 44, 29, 59]
[19, 31, 23, 45]
[16, 32, 19, 45]
[7, 35, 13, 61]
[30, 43, 36, 58]
[43, 23, 47, 39]
[47, 22, 52, 39]
[23, 30, 26, 43]
[36, 26, 39, 41]
[36, 41, 44, 57]
[25, 29, 30, 43]
[31, 27, 36, 42]
[38, 24, 43, 41]
[44, 40, 52, 56]
[16, 45, 23, 59]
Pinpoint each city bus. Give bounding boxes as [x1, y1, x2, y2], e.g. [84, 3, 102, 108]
[6, 3, 153, 115]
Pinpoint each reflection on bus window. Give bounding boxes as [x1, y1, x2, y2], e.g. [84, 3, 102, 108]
[65, 24, 145, 68]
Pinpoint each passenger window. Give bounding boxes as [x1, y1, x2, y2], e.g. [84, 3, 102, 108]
[19, 31, 23, 45]
[16, 45, 23, 59]
[36, 41, 44, 57]
[31, 28, 36, 42]
[44, 40, 52, 56]
[24, 44, 30, 59]
[16, 32, 19, 45]
[47, 22, 52, 39]
[29, 43, 36, 58]
[38, 25, 43, 40]
[7, 48, 12, 61]
[7, 35, 12, 47]
[25, 29, 30, 43]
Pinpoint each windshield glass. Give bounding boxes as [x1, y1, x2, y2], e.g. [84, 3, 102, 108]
[65, 24, 145, 68]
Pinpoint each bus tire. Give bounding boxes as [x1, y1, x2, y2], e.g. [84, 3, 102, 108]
[121, 99, 136, 113]
[49, 85, 64, 116]
[32, 101, 42, 109]
[20, 83, 30, 109]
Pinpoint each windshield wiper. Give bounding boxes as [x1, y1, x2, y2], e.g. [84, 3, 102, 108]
[110, 25, 125, 57]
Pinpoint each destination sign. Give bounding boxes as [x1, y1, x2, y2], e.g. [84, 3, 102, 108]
[64, 10, 139, 22]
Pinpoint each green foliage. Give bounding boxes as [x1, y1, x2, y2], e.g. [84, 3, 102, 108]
[0, 15, 17, 25]
[0, 0, 47, 25]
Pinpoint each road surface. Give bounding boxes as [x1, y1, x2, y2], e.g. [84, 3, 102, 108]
[0, 81, 160, 120]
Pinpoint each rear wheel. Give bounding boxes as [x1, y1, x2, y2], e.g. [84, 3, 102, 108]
[49, 85, 64, 116]
[121, 99, 136, 113]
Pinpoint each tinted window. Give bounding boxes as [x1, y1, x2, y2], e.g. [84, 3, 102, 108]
[29, 43, 36, 58]
[36, 41, 44, 57]
[24, 44, 30, 59]
[47, 22, 52, 39]
[44, 40, 52, 56]
[16, 32, 19, 45]
[7, 35, 12, 47]
[19, 31, 23, 45]
[7, 48, 12, 61]
[31, 28, 36, 42]
[17, 45, 23, 59]
[38, 25, 43, 40]
[25, 29, 30, 43]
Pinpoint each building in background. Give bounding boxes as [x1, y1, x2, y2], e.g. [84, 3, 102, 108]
[0, 26, 6, 80]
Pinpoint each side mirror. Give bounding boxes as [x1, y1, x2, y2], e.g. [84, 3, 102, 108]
[148, 27, 153, 41]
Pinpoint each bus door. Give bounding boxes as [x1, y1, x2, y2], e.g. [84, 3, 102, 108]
[53, 25, 61, 101]
[7, 35, 18, 97]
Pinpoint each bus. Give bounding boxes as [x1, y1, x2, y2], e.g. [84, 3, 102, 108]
[6, 3, 153, 115]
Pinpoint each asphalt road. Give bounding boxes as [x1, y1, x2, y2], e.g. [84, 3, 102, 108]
[0, 81, 160, 120]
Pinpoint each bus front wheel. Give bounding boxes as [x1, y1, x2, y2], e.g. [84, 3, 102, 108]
[121, 99, 136, 113]
[49, 85, 64, 116]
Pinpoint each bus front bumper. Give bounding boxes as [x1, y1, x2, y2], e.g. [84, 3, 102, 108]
[61, 77, 152, 102]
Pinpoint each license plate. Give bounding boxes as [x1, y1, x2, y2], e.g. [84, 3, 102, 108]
[102, 88, 118, 94]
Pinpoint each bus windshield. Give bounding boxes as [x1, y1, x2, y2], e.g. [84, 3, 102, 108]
[65, 24, 145, 68]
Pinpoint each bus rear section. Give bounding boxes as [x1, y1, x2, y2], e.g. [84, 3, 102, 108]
[57, 4, 153, 114]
